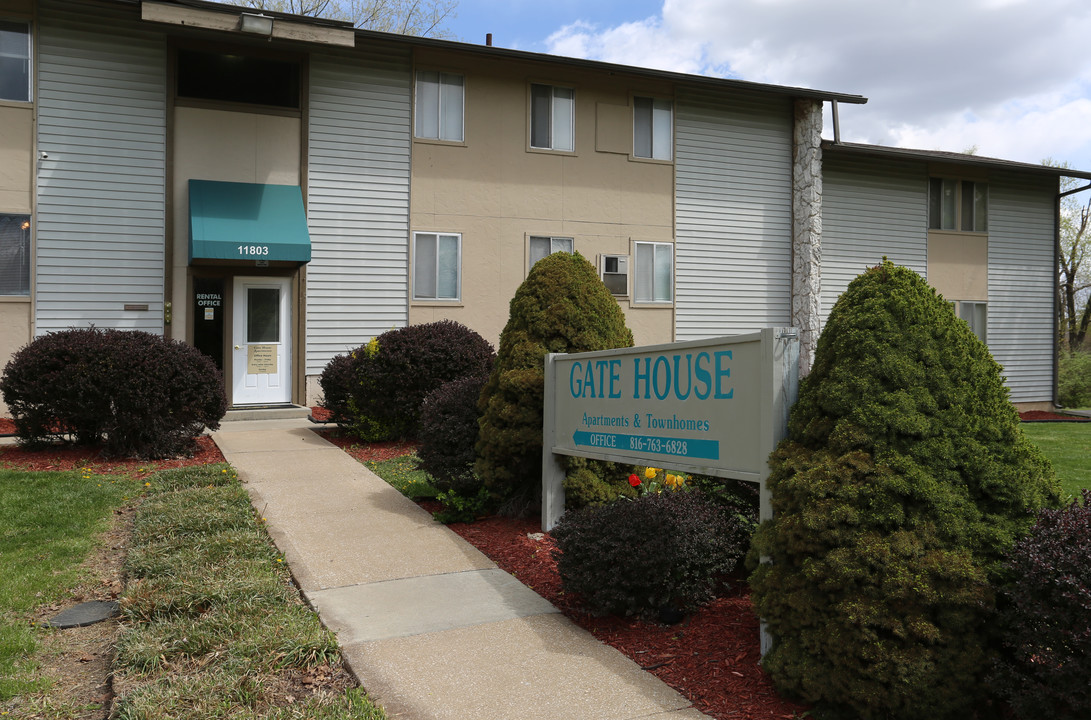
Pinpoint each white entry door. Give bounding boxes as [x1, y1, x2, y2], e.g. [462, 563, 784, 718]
[232, 276, 291, 406]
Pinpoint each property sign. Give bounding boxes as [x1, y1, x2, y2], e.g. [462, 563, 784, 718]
[542, 329, 799, 532]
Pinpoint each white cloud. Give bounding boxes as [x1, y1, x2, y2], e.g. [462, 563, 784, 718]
[544, 0, 1091, 169]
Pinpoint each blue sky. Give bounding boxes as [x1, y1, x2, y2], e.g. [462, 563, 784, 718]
[442, 0, 1091, 176]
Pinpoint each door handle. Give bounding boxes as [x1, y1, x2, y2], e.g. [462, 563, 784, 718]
[235, 345, 242, 350]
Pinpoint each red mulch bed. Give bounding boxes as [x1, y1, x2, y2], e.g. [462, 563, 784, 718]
[1019, 410, 1089, 422]
[0, 435, 225, 475]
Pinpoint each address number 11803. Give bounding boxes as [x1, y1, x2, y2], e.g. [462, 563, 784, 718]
[238, 245, 270, 256]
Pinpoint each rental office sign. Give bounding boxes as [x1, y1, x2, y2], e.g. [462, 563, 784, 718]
[542, 328, 800, 532]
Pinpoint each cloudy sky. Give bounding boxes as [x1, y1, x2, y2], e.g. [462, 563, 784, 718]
[445, 0, 1091, 174]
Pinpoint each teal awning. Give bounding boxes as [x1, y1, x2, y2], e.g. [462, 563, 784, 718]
[189, 180, 311, 263]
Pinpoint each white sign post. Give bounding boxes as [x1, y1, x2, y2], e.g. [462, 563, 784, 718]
[542, 328, 799, 654]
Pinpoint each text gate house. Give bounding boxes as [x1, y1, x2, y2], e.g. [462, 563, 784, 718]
[542, 328, 800, 532]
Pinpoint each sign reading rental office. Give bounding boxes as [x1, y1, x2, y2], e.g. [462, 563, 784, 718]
[541, 328, 800, 532]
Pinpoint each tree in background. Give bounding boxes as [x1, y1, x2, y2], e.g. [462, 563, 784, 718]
[1049, 161, 1091, 351]
[236, 0, 457, 37]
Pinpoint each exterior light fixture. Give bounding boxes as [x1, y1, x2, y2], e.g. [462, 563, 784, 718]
[239, 13, 274, 36]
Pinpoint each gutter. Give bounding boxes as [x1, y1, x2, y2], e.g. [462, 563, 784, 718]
[1054, 180, 1091, 409]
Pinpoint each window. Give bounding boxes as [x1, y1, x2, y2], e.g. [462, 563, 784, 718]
[0, 20, 30, 102]
[415, 71, 464, 142]
[528, 236, 572, 269]
[599, 254, 629, 296]
[530, 83, 574, 151]
[929, 178, 988, 232]
[958, 301, 987, 344]
[413, 232, 461, 300]
[633, 97, 672, 160]
[634, 242, 673, 303]
[176, 48, 300, 109]
[0, 214, 30, 296]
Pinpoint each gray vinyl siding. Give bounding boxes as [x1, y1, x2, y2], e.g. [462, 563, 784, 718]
[821, 153, 928, 322]
[35, 1, 165, 335]
[987, 172, 1056, 403]
[306, 49, 412, 375]
[674, 89, 793, 340]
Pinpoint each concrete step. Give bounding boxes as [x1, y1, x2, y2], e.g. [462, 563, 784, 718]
[223, 405, 312, 422]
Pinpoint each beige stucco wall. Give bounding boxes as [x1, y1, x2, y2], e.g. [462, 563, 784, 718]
[0, 301, 31, 415]
[169, 106, 301, 338]
[409, 50, 676, 348]
[928, 231, 988, 302]
[0, 105, 33, 213]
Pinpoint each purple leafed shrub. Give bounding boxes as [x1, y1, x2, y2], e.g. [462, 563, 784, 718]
[991, 490, 1091, 719]
[418, 373, 489, 495]
[1, 327, 226, 458]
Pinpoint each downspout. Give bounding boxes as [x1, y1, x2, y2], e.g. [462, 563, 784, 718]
[1054, 179, 1091, 408]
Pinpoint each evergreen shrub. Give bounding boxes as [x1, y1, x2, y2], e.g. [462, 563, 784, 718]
[552, 490, 749, 617]
[990, 489, 1091, 720]
[748, 260, 1060, 720]
[1057, 349, 1091, 408]
[317, 351, 355, 425]
[418, 373, 490, 494]
[475, 252, 633, 510]
[1, 328, 226, 458]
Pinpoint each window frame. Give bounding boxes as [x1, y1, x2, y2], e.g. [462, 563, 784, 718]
[527, 235, 573, 271]
[412, 231, 462, 302]
[632, 96, 673, 161]
[957, 300, 987, 344]
[0, 19, 32, 103]
[414, 70, 465, 143]
[632, 240, 674, 304]
[529, 82, 575, 152]
[0, 213, 31, 297]
[929, 177, 988, 233]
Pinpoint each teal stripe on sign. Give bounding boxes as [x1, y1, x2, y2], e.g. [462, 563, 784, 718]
[572, 430, 720, 460]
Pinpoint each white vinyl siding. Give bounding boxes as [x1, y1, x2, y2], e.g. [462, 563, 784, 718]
[35, 1, 166, 334]
[821, 153, 929, 322]
[987, 172, 1056, 403]
[675, 89, 793, 339]
[307, 49, 412, 375]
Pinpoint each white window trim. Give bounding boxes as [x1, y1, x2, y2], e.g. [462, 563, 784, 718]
[632, 240, 674, 305]
[0, 19, 32, 104]
[529, 83, 575, 152]
[412, 231, 462, 302]
[414, 70, 465, 143]
[527, 235, 573, 271]
[632, 95, 673, 161]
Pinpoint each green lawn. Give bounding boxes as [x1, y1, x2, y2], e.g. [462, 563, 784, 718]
[1022, 422, 1091, 501]
[0, 468, 145, 701]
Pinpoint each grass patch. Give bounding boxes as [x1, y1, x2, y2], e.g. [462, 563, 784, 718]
[365, 453, 438, 500]
[0, 468, 145, 700]
[1023, 422, 1091, 500]
[112, 464, 386, 719]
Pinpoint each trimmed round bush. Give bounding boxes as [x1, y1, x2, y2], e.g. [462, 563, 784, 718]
[990, 489, 1091, 720]
[350, 321, 494, 440]
[552, 490, 749, 617]
[748, 260, 1060, 720]
[418, 373, 489, 494]
[475, 252, 633, 510]
[1, 328, 226, 458]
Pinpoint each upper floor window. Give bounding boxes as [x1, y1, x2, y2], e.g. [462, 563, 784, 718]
[176, 48, 300, 110]
[929, 178, 988, 232]
[415, 71, 464, 142]
[528, 235, 572, 270]
[413, 232, 461, 301]
[633, 97, 672, 160]
[957, 300, 987, 344]
[530, 83, 574, 152]
[0, 214, 31, 296]
[0, 21, 31, 102]
[634, 241, 673, 303]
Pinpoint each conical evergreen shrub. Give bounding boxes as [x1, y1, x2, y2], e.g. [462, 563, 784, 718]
[749, 260, 1060, 720]
[475, 252, 633, 511]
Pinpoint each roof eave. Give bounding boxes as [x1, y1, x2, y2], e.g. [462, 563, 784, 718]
[822, 141, 1091, 181]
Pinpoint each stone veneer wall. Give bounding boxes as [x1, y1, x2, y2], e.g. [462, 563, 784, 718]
[792, 99, 823, 376]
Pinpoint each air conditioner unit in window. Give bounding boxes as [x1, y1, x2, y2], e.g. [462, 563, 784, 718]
[599, 254, 629, 296]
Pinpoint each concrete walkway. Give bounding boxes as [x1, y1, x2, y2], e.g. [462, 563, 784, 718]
[211, 417, 709, 720]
